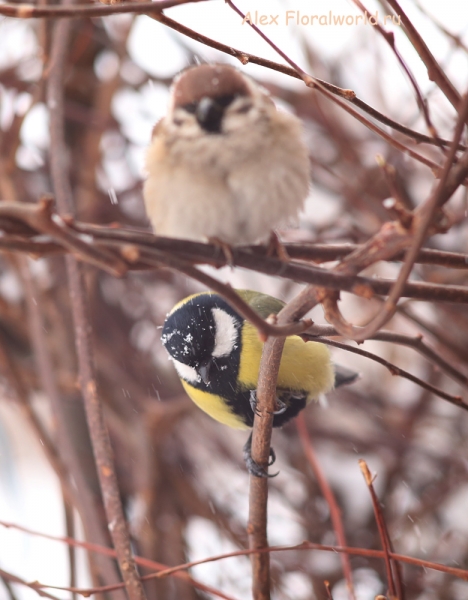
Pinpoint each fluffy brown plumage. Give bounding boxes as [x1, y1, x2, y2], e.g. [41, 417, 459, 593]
[144, 64, 310, 244]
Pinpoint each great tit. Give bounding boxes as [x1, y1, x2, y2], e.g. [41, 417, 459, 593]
[161, 290, 358, 476]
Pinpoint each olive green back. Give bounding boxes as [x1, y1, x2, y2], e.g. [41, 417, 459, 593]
[237, 289, 286, 319]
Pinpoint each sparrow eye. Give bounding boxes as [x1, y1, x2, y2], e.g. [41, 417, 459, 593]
[215, 94, 238, 108]
[182, 102, 198, 115]
[234, 101, 252, 114]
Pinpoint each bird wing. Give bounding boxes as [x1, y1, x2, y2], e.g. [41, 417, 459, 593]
[236, 289, 286, 319]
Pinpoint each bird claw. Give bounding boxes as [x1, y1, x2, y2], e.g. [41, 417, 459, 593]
[273, 398, 287, 415]
[267, 231, 290, 262]
[268, 446, 276, 466]
[249, 390, 262, 417]
[243, 433, 279, 478]
[249, 390, 287, 417]
[208, 236, 234, 266]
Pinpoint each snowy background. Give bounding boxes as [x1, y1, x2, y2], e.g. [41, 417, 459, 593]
[0, 0, 468, 598]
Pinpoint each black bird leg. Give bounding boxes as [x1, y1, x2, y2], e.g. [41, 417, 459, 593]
[249, 390, 262, 417]
[243, 432, 278, 478]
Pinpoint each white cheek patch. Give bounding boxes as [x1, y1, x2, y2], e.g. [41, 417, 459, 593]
[212, 308, 238, 357]
[172, 359, 200, 384]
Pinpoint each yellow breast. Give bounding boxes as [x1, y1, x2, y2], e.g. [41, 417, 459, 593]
[181, 381, 250, 430]
[180, 321, 335, 430]
[239, 322, 335, 400]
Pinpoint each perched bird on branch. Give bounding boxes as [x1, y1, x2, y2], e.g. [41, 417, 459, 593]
[161, 290, 358, 477]
[143, 63, 310, 245]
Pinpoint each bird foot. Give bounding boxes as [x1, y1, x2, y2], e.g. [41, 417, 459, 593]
[243, 433, 278, 478]
[250, 390, 287, 416]
[208, 236, 234, 266]
[267, 231, 290, 262]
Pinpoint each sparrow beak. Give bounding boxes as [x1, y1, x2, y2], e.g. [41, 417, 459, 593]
[198, 359, 213, 385]
[196, 97, 225, 134]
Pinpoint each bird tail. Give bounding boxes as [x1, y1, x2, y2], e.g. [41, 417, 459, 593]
[334, 364, 360, 388]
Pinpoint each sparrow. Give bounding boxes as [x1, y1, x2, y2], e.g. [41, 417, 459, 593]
[143, 63, 310, 245]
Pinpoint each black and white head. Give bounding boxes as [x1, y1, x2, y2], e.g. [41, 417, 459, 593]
[161, 293, 242, 387]
[167, 64, 273, 138]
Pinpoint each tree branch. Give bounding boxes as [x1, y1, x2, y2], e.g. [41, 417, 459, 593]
[46, 7, 146, 599]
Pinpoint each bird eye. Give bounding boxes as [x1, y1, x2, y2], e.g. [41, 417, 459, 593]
[182, 102, 197, 114]
[216, 94, 237, 108]
[234, 102, 252, 114]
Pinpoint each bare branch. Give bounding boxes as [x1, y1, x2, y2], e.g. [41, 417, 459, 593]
[148, 12, 464, 155]
[354, 0, 441, 144]
[359, 460, 400, 599]
[46, 7, 145, 599]
[385, 0, 462, 110]
[0, 0, 208, 19]
[296, 415, 356, 600]
[19, 258, 126, 591]
[0, 569, 61, 600]
[305, 324, 468, 388]
[310, 336, 466, 409]
[0, 212, 467, 305]
[321, 91, 468, 341]
[3, 516, 468, 592]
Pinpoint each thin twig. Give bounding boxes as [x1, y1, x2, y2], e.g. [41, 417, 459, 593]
[310, 336, 465, 409]
[0, 520, 238, 600]
[398, 305, 468, 362]
[305, 324, 468, 388]
[0, 198, 127, 275]
[296, 414, 356, 600]
[359, 460, 402, 599]
[19, 257, 125, 593]
[246, 284, 328, 597]
[385, 0, 462, 111]
[324, 581, 334, 599]
[63, 496, 77, 600]
[2, 519, 468, 591]
[148, 11, 464, 157]
[0, 0, 207, 18]
[135, 247, 313, 339]
[46, 6, 145, 599]
[321, 91, 468, 341]
[354, 0, 441, 145]
[248, 336, 285, 600]
[0, 0, 466, 155]
[0, 574, 21, 600]
[221, 2, 444, 174]
[414, 0, 468, 54]
[225, 0, 452, 174]
[0, 568, 61, 600]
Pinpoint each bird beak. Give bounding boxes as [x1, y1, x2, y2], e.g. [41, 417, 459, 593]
[198, 359, 212, 385]
[195, 97, 224, 133]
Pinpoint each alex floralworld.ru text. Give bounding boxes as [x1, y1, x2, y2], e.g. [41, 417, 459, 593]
[242, 11, 401, 27]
